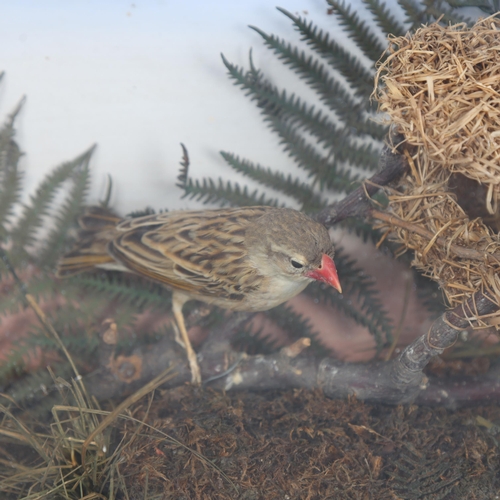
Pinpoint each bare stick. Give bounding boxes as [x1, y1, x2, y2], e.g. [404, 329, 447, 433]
[390, 292, 498, 388]
[81, 290, 499, 407]
[316, 136, 410, 226]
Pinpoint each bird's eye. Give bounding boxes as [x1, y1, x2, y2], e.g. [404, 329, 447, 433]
[290, 259, 304, 269]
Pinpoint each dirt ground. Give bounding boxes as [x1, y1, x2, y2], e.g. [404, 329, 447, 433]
[114, 385, 500, 500]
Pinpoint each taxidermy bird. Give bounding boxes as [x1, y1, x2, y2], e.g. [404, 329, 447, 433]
[57, 206, 342, 384]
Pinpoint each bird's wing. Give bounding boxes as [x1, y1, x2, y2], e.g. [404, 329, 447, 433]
[108, 207, 268, 300]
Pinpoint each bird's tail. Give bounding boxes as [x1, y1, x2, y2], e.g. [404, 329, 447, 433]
[56, 206, 122, 277]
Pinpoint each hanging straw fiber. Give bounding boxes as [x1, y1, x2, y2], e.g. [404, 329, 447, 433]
[374, 16, 500, 327]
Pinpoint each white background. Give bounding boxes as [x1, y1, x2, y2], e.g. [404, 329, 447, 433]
[2, 1, 486, 357]
[1, 0, 396, 214]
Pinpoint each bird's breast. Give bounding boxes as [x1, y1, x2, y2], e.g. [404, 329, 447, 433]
[230, 275, 310, 312]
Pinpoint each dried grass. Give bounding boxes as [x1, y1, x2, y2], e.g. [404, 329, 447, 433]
[373, 16, 500, 327]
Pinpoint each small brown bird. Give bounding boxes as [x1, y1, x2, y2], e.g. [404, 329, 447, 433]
[57, 206, 342, 384]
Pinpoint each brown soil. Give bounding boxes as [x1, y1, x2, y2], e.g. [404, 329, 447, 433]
[115, 385, 500, 499]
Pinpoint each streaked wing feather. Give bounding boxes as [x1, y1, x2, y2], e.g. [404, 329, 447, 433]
[109, 207, 269, 299]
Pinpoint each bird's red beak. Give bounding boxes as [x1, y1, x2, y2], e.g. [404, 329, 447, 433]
[305, 254, 342, 293]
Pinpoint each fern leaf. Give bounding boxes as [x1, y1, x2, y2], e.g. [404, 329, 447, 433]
[339, 218, 383, 245]
[175, 142, 281, 208]
[241, 47, 385, 141]
[246, 29, 386, 139]
[220, 151, 325, 212]
[0, 274, 58, 320]
[340, 138, 381, 173]
[268, 118, 364, 190]
[0, 342, 32, 386]
[37, 146, 94, 268]
[0, 140, 23, 242]
[230, 321, 281, 355]
[10, 157, 83, 259]
[222, 55, 379, 180]
[306, 247, 393, 349]
[0, 102, 24, 241]
[396, 0, 426, 27]
[5, 364, 75, 413]
[276, 8, 375, 99]
[66, 273, 172, 311]
[326, 0, 387, 62]
[264, 303, 332, 356]
[180, 176, 281, 207]
[420, 0, 473, 25]
[176, 142, 190, 190]
[362, 0, 407, 37]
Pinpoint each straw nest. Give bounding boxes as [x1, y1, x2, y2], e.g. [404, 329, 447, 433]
[373, 16, 500, 328]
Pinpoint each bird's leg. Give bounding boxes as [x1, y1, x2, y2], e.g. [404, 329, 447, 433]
[172, 293, 202, 385]
[172, 323, 184, 347]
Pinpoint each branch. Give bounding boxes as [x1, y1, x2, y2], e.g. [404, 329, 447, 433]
[82, 290, 500, 407]
[389, 292, 498, 387]
[316, 133, 410, 226]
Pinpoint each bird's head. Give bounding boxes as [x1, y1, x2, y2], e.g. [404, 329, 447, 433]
[245, 208, 342, 293]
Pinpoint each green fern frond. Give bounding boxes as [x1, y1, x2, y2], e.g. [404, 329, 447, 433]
[0, 343, 30, 384]
[247, 44, 385, 141]
[242, 56, 381, 172]
[0, 102, 25, 242]
[10, 157, 84, 260]
[272, 121, 364, 190]
[326, 0, 387, 62]
[231, 323, 280, 355]
[67, 273, 172, 311]
[247, 27, 384, 137]
[175, 139, 281, 207]
[342, 139, 382, 173]
[264, 303, 331, 355]
[463, 0, 500, 16]
[396, 0, 426, 27]
[308, 284, 392, 351]
[220, 151, 325, 213]
[420, 0, 473, 25]
[363, 0, 407, 37]
[0, 140, 23, 242]
[222, 53, 379, 187]
[276, 8, 375, 98]
[223, 56, 345, 142]
[334, 249, 389, 310]
[176, 142, 190, 190]
[339, 218, 383, 245]
[126, 206, 158, 218]
[414, 272, 446, 319]
[37, 145, 94, 268]
[0, 274, 57, 320]
[250, 104, 364, 190]
[1, 323, 98, 385]
[305, 246, 393, 350]
[180, 176, 281, 207]
[5, 364, 75, 415]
